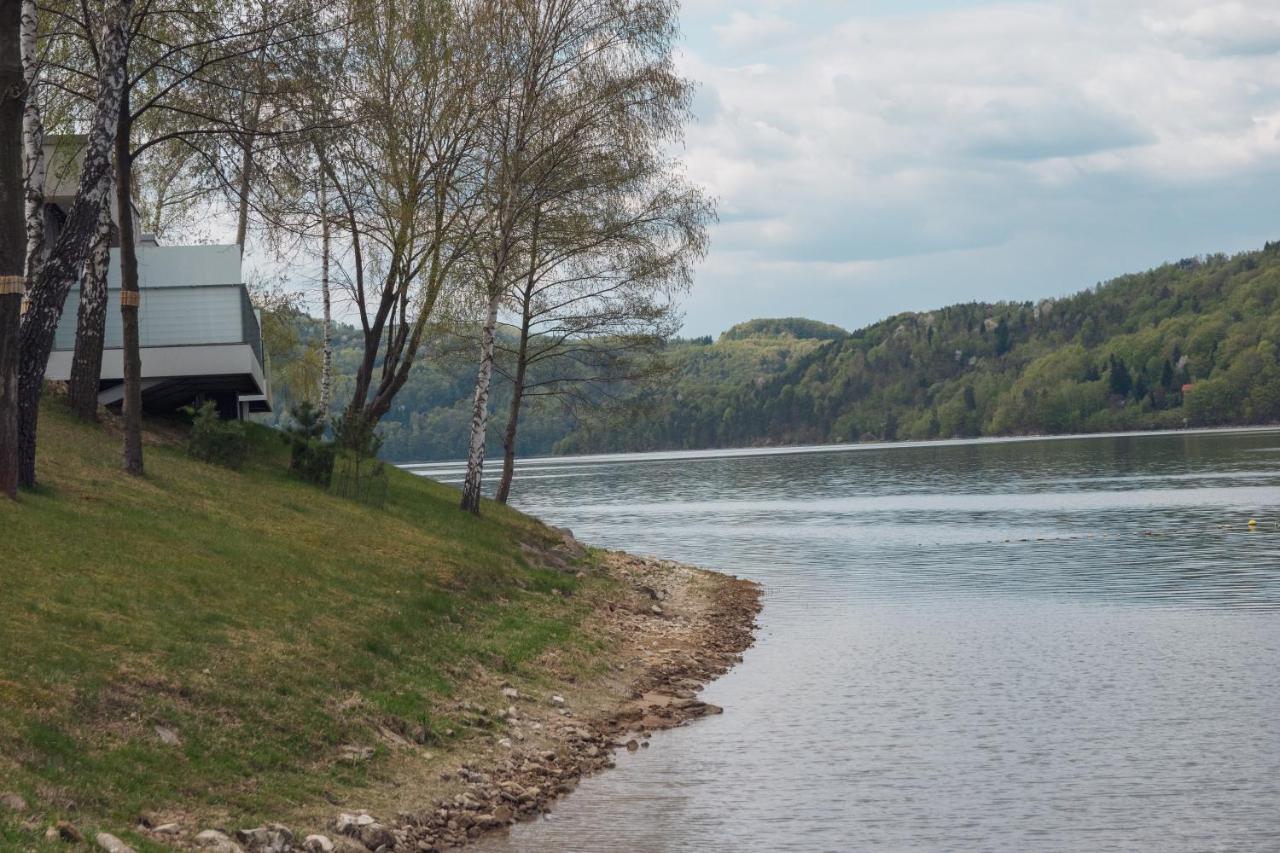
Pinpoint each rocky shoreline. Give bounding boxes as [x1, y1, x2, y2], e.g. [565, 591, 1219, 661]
[8, 546, 761, 853]
[369, 552, 762, 852]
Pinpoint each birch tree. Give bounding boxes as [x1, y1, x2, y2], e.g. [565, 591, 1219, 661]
[459, 0, 691, 514]
[492, 172, 711, 503]
[15, 0, 130, 488]
[20, 0, 44, 283]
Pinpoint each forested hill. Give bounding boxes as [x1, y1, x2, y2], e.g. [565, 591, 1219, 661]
[560, 243, 1280, 453]
[268, 243, 1280, 461]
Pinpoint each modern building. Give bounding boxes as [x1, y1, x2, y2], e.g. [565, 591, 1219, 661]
[38, 136, 271, 418]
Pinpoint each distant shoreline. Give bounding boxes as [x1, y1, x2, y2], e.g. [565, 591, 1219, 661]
[401, 422, 1280, 474]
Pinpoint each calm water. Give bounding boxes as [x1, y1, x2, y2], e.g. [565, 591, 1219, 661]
[409, 430, 1280, 852]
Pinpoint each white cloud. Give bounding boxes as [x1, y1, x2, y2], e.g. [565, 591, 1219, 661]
[1146, 2, 1280, 56]
[712, 10, 798, 53]
[674, 1, 1280, 335]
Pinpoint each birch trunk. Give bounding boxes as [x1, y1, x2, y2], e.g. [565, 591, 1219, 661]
[16, 0, 130, 488]
[19, 0, 43, 283]
[1, 0, 25, 499]
[493, 321, 528, 505]
[495, 211, 540, 505]
[67, 198, 113, 420]
[318, 170, 332, 423]
[460, 289, 502, 514]
[116, 90, 143, 476]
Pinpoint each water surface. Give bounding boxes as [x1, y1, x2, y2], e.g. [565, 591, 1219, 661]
[413, 429, 1280, 852]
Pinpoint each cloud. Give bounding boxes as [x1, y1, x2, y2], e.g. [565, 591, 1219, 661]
[712, 11, 798, 53]
[1147, 2, 1280, 57]
[673, 1, 1280, 335]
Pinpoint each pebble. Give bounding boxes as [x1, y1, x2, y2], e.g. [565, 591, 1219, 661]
[95, 833, 137, 853]
[236, 823, 294, 852]
[0, 793, 27, 813]
[333, 813, 376, 835]
[154, 725, 181, 746]
[194, 829, 244, 852]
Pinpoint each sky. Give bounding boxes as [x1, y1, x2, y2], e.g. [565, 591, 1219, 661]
[670, 0, 1280, 336]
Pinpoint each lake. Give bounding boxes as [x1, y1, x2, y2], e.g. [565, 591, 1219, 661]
[407, 429, 1280, 852]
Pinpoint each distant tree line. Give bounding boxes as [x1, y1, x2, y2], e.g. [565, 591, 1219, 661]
[263, 242, 1280, 462]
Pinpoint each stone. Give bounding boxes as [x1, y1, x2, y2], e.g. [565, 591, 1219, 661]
[96, 833, 137, 853]
[625, 739, 639, 752]
[153, 823, 181, 835]
[235, 823, 293, 853]
[333, 813, 377, 836]
[650, 605, 664, 616]
[358, 822, 394, 850]
[338, 745, 374, 763]
[501, 687, 519, 700]
[154, 725, 181, 746]
[304, 834, 335, 852]
[194, 829, 245, 852]
[0, 793, 28, 813]
[549, 695, 565, 707]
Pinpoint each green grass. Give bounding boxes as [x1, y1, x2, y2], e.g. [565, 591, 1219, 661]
[0, 400, 602, 844]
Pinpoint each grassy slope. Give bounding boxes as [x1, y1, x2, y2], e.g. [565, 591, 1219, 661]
[0, 401, 604, 849]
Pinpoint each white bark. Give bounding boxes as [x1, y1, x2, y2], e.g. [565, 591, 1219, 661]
[20, 0, 45, 283]
[460, 290, 502, 513]
[318, 170, 332, 422]
[17, 0, 132, 487]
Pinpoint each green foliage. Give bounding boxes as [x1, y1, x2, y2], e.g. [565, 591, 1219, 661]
[267, 243, 1280, 459]
[183, 402, 249, 469]
[720, 317, 849, 341]
[568, 243, 1280, 451]
[330, 450, 389, 508]
[282, 403, 335, 486]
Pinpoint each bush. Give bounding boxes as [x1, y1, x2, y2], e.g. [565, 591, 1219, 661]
[183, 401, 249, 469]
[283, 402, 335, 486]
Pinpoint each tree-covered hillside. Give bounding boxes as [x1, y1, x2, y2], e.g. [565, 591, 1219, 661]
[564, 243, 1280, 452]
[265, 318, 836, 461]
[269, 242, 1280, 460]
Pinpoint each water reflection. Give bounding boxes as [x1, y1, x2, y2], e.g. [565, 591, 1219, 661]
[411, 429, 1280, 852]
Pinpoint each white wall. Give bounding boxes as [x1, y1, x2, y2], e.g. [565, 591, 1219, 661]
[55, 244, 247, 351]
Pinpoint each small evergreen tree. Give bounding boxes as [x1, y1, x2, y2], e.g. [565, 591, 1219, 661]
[994, 317, 1011, 356]
[1108, 356, 1133, 397]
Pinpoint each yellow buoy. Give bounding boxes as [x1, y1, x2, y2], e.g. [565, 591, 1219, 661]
[1248, 519, 1259, 528]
